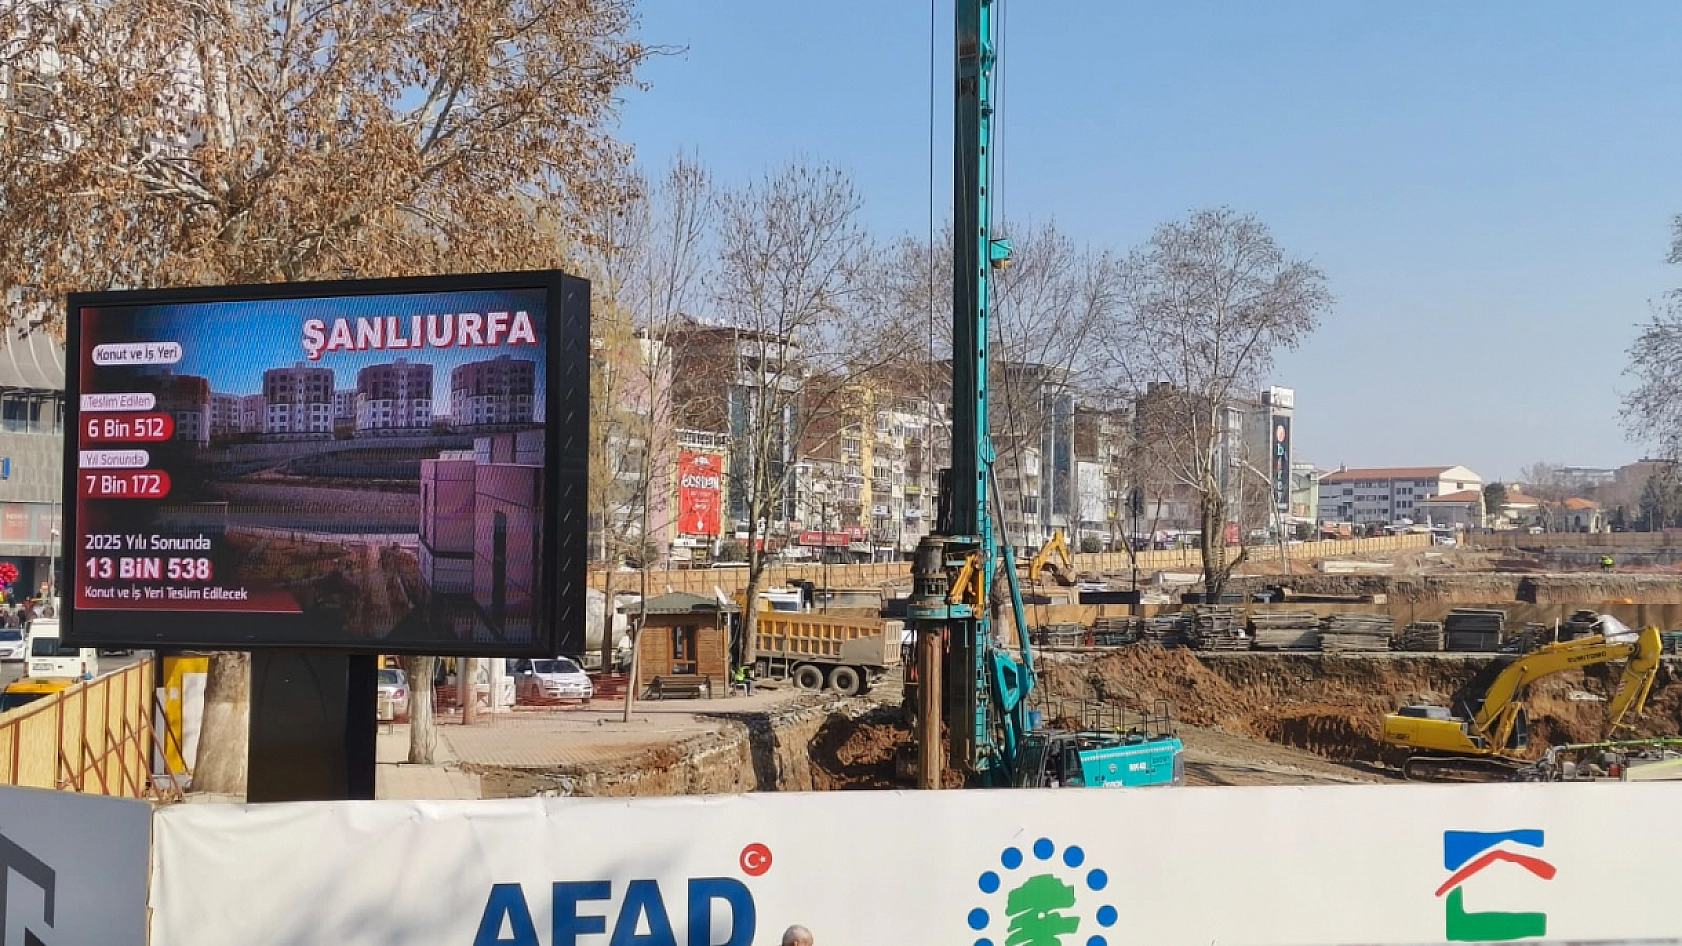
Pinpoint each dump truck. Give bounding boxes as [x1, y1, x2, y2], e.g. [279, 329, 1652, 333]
[751, 610, 900, 697]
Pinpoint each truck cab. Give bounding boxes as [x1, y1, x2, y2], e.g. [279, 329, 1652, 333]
[25, 619, 99, 682]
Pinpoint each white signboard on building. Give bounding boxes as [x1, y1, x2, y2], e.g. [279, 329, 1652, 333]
[150, 784, 1682, 946]
[0, 786, 150, 946]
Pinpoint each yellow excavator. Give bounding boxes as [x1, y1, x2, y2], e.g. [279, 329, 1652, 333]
[1025, 529, 1076, 587]
[1381, 615, 1663, 781]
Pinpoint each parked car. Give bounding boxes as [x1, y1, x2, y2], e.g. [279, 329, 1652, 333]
[0, 628, 24, 662]
[377, 668, 410, 721]
[513, 657, 594, 703]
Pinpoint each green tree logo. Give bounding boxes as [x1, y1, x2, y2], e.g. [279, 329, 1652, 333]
[969, 839, 1117, 946]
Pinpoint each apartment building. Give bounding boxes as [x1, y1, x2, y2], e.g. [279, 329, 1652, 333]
[355, 358, 433, 436]
[262, 363, 335, 440]
[139, 371, 211, 446]
[1317, 465, 1484, 524]
[450, 355, 536, 429]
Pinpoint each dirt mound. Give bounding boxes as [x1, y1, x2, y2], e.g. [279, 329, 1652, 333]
[1251, 704, 1392, 764]
[1043, 649, 1682, 768]
[808, 706, 911, 790]
[1039, 646, 1258, 733]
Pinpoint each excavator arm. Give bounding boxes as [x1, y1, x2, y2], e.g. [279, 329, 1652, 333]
[1471, 619, 1659, 750]
[1028, 529, 1075, 586]
[1605, 624, 1663, 736]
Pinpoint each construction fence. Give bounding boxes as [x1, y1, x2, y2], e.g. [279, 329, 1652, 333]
[591, 532, 1432, 595]
[1465, 530, 1682, 549]
[0, 661, 160, 799]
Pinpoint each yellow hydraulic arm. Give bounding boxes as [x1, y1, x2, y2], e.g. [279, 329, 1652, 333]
[1470, 622, 1663, 752]
[1027, 529, 1074, 586]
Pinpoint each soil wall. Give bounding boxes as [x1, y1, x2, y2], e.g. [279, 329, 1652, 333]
[1037, 649, 1682, 767]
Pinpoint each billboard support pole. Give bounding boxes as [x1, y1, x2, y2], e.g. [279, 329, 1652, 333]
[247, 650, 376, 803]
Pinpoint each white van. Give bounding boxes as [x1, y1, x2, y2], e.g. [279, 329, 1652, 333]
[25, 619, 98, 682]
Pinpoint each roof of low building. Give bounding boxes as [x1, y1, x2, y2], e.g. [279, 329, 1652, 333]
[1562, 497, 1601, 510]
[0, 323, 64, 392]
[638, 591, 740, 615]
[1422, 489, 1481, 503]
[1319, 466, 1458, 484]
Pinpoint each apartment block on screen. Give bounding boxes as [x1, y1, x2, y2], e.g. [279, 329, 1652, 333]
[473, 430, 543, 637]
[355, 358, 433, 437]
[450, 355, 535, 429]
[418, 431, 543, 639]
[262, 362, 334, 440]
[139, 371, 211, 446]
[419, 452, 476, 594]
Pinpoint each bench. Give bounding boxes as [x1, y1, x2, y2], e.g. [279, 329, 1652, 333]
[644, 674, 712, 700]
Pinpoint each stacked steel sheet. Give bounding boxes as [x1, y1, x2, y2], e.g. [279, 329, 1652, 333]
[1394, 622, 1445, 652]
[1318, 613, 1395, 653]
[1140, 612, 1193, 649]
[1498, 623, 1553, 655]
[1091, 616, 1142, 647]
[1030, 623, 1086, 647]
[1248, 609, 1321, 652]
[1191, 606, 1249, 651]
[1663, 631, 1682, 656]
[1444, 608, 1505, 652]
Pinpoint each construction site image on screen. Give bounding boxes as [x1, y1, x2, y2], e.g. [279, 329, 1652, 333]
[69, 284, 558, 651]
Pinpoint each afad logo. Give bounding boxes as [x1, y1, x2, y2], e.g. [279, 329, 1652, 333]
[471, 842, 772, 946]
[1436, 830, 1556, 943]
[966, 837, 1117, 946]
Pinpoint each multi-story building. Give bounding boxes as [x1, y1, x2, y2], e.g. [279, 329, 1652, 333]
[262, 363, 335, 440]
[355, 359, 433, 436]
[238, 394, 266, 434]
[210, 392, 242, 439]
[140, 371, 211, 446]
[450, 354, 535, 429]
[1073, 405, 1131, 550]
[1289, 461, 1321, 525]
[669, 323, 803, 534]
[0, 324, 66, 596]
[334, 389, 357, 426]
[1317, 465, 1484, 525]
[993, 362, 1077, 553]
[1231, 386, 1295, 533]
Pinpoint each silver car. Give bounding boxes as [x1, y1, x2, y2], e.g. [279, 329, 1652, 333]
[377, 668, 410, 721]
[515, 657, 594, 703]
[0, 628, 25, 662]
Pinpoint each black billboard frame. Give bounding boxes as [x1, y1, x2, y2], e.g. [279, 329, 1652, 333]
[61, 270, 589, 659]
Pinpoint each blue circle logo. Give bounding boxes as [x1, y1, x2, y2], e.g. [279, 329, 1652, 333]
[967, 837, 1117, 946]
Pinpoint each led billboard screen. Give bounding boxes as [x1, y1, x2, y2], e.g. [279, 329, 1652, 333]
[62, 272, 588, 655]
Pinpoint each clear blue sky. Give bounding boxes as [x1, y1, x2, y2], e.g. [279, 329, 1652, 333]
[617, 1, 1682, 481]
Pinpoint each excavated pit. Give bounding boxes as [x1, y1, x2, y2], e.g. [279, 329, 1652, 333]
[1038, 647, 1682, 767]
[476, 646, 1682, 798]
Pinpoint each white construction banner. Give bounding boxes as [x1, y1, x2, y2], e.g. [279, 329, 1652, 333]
[0, 785, 150, 946]
[150, 783, 1682, 946]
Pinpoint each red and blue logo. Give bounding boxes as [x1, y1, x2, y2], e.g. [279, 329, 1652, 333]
[1437, 829, 1555, 942]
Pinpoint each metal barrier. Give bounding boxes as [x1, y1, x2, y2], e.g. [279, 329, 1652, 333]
[0, 661, 173, 800]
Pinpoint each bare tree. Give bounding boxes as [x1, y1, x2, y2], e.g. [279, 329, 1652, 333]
[676, 161, 903, 666]
[1623, 230, 1682, 458]
[587, 156, 714, 715]
[1093, 208, 1331, 598]
[0, 0, 650, 793]
[880, 220, 1119, 553]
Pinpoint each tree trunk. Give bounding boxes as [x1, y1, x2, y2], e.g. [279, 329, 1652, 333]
[193, 650, 249, 795]
[741, 516, 764, 665]
[600, 569, 617, 674]
[461, 657, 479, 725]
[404, 655, 436, 764]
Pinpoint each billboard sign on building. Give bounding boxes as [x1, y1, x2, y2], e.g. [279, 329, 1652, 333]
[676, 451, 724, 537]
[62, 272, 589, 656]
[1272, 414, 1292, 513]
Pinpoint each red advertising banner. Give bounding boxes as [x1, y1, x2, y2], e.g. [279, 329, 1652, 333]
[676, 452, 724, 537]
[1, 505, 29, 542]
